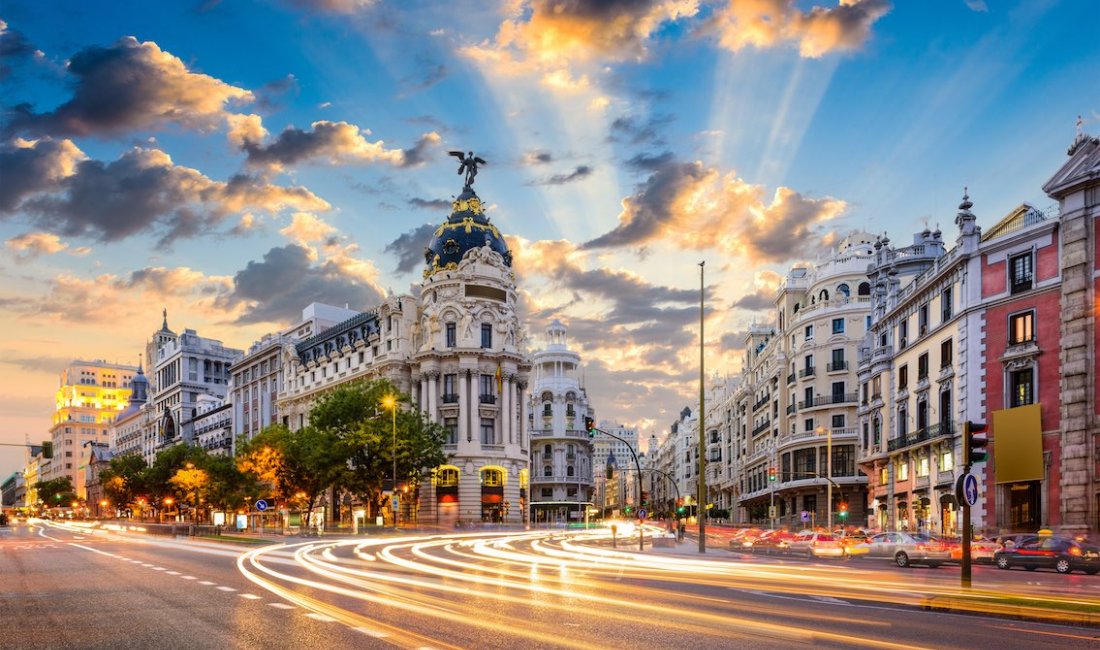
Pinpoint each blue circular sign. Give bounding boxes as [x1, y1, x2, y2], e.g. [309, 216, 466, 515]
[956, 474, 979, 507]
[255, 499, 268, 511]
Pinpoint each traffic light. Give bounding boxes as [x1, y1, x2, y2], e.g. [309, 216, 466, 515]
[41, 440, 53, 459]
[623, 505, 633, 515]
[963, 421, 988, 466]
[768, 466, 777, 482]
[676, 505, 686, 515]
[584, 416, 596, 437]
[641, 491, 649, 507]
[837, 502, 849, 520]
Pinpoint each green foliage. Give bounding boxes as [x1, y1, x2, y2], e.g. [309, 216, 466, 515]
[237, 423, 344, 520]
[35, 477, 77, 507]
[98, 453, 148, 507]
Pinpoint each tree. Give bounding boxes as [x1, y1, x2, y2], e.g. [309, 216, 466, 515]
[98, 453, 149, 511]
[203, 453, 258, 514]
[237, 424, 345, 529]
[35, 477, 77, 508]
[311, 379, 449, 523]
[169, 466, 209, 521]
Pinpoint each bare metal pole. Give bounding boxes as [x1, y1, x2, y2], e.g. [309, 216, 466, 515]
[698, 260, 706, 554]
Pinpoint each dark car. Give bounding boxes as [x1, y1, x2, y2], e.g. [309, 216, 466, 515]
[994, 535, 1100, 574]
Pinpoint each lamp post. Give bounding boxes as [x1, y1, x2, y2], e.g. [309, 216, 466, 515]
[698, 260, 707, 554]
[381, 394, 398, 527]
[815, 426, 832, 531]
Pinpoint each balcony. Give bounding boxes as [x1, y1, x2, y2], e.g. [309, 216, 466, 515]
[751, 419, 772, 436]
[886, 421, 954, 452]
[752, 393, 771, 412]
[442, 393, 459, 404]
[798, 393, 859, 409]
[827, 361, 848, 372]
[479, 394, 497, 404]
[787, 373, 796, 385]
[799, 367, 816, 378]
[786, 403, 797, 415]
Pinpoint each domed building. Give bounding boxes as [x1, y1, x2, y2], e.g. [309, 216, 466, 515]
[277, 173, 532, 526]
[527, 320, 595, 524]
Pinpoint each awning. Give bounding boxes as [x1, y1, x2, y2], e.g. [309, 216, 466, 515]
[939, 493, 958, 506]
[918, 496, 931, 506]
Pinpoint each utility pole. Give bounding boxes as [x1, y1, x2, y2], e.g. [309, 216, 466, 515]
[698, 260, 707, 554]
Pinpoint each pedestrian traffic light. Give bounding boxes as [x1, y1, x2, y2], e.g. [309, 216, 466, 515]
[838, 502, 849, 519]
[584, 416, 596, 437]
[963, 421, 988, 466]
[768, 466, 777, 482]
[41, 440, 53, 459]
[623, 505, 632, 515]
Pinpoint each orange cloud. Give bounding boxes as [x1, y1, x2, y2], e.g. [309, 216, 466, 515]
[708, 0, 892, 58]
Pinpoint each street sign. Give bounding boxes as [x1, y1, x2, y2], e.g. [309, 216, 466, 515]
[768, 505, 777, 519]
[254, 499, 269, 512]
[956, 473, 979, 507]
[800, 510, 810, 523]
[391, 495, 399, 512]
[637, 508, 647, 520]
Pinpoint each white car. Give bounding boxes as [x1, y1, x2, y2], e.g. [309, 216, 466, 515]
[789, 531, 844, 558]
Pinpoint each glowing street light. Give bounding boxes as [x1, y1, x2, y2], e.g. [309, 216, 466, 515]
[381, 393, 398, 527]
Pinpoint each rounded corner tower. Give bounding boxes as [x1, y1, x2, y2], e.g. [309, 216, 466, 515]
[411, 156, 532, 528]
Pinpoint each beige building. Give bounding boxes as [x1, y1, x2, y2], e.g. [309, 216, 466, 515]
[46, 360, 136, 491]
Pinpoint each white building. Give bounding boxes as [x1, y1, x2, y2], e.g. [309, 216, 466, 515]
[592, 420, 638, 512]
[527, 320, 595, 524]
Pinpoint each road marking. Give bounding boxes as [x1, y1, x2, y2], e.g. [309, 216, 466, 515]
[305, 613, 336, 622]
[216, 586, 237, 592]
[199, 581, 215, 586]
[809, 595, 849, 605]
[180, 576, 197, 580]
[239, 594, 262, 600]
[354, 627, 389, 638]
[166, 571, 181, 575]
[268, 603, 294, 610]
[141, 563, 153, 567]
[152, 567, 167, 571]
[991, 625, 1100, 642]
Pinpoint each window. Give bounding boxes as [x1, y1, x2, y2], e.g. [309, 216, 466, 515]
[804, 354, 813, 371]
[896, 459, 909, 481]
[898, 320, 908, 349]
[832, 318, 845, 334]
[479, 374, 495, 401]
[481, 468, 503, 486]
[1009, 311, 1035, 345]
[942, 287, 953, 321]
[830, 348, 845, 370]
[919, 304, 929, 335]
[481, 323, 492, 348]
[862, 422, 869, 448]
[444, 418, 457, 445]
[443, 374, 456, 401]
[1010, 252, 1033, 294]
[940, 339, 953, 368]
[1010, 368, 1034, 407]
[567, 488, 577, 497]
[917, 353, 929, 380]
[940, 450, 954, 472]
[804, 418, 814, 432]
[804, 325, 814, 340]
[917, 455, 929, 477]
[543, 465, 553, 477]
[544, 444, 552, 455]
[880, 467, 888, 485]
[831, 414, 845, 428]
[541, 488, 553, 498]
[873, 417, 881, 445]
[803, 386, 813, 406]
[837, 283, 850, 298]
[897, 406, 908, 436]
[566, 466, 575, 477]
[446, 322, 456, 347]
[480, 418, 495, 444]
[898, 364, 908, 389]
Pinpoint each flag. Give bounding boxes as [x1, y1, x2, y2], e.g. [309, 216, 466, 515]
[496, 363, 503, 394]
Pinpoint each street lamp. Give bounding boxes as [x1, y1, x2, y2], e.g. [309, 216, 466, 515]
[815, 425, 833, 531]
[163, 497, 174, 523]
[381, 393, 398, 527]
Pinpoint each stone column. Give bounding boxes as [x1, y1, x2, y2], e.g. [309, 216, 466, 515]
[503, 377, 513, 445]
[427, 372, 438, 421]
[458, 370, 469, 443]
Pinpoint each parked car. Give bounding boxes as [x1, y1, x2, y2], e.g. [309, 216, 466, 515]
[839, 531, 870, 557]
[789, 531, 844, 558]
[730, 528, 765, 551]
[993, 534, 1039, 550]
[994, 536, 1100, 574]
[939, 536, 999, 563]
[753, 530, 797, 554]
[865, 532, 951, 567]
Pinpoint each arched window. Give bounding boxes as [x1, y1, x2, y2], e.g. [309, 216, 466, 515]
[858, 282, 871, 296]
[436, 467, 459, 487]
[793, 302, 800, 313]
[837, 283, 850, 298]
[567, 466, 575, 477]
[543, 465, 553, 477]
[819, 289, 830, 302]
[481, 468, 504, 486]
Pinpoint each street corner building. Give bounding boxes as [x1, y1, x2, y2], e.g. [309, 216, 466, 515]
[275, 181, 533, 526]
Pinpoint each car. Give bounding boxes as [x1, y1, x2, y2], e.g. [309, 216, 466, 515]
[753, 530, 797, 554]
[994, 536, 1100, 574]
[789, 531, 844, 558]
[939, 536, 999, 563]
[839, 531, 870, 557]
[729, 528, 765, 551]
[865, 532, 951, 567]
[993, 534, 1039, 550]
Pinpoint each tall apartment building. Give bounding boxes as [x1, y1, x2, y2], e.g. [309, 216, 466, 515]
[46, 360, 136, 488]
[230, 302, 358, 447]
[527, 320, 595, 524]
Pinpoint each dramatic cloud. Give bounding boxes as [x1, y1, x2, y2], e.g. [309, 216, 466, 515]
[625, 150, 674, 172]
[407, 197, 450, 211]
[5, 232, 68, 258]
[221, 244, 385, 324]
[279, 212, 336, 245]
[230, 114, 440, 171]
[384, 223, 437, 274]
[2, 143, 329, 247]
[6, 36, 252, 137]
[583, 159, 846, 262]
[0, 351, 74, 374]
[707, 0, 892, 58]
[0, 18, 37, 78]
[531, 165, 593, 186]
[0, 138, 87, 212]
[731, 270, 783, 310]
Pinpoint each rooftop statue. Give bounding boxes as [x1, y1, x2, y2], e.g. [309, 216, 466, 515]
[449, 150, 486, 189]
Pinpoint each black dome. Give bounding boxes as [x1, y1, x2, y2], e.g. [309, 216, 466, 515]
[423, 188, 512, 277]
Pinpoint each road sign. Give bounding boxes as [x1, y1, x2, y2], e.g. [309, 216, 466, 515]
[800, 510, 810, 523]
[637, 508, 647, 520]
[391, 495, 399, 511]
[956, 473, 980, 507]
[768, 505, 777, 519]
[254, 499, 269, 512]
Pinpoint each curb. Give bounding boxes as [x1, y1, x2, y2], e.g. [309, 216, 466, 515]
[921, 595, 1100, 628]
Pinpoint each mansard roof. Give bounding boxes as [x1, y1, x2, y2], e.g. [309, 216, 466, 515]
[294, 309, 379, 365]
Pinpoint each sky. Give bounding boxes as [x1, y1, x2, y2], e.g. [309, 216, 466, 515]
[1, 0, 1098, 479]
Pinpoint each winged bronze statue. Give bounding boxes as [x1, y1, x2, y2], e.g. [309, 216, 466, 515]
[449, 150, 486, 189]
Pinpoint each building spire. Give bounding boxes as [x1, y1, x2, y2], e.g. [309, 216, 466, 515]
[162, 307, 168, 331]
[955, 186, 980, 242]
[137, 353, 143, 374]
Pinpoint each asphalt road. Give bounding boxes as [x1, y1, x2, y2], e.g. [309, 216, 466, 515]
[2, 521, 1098, 649]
